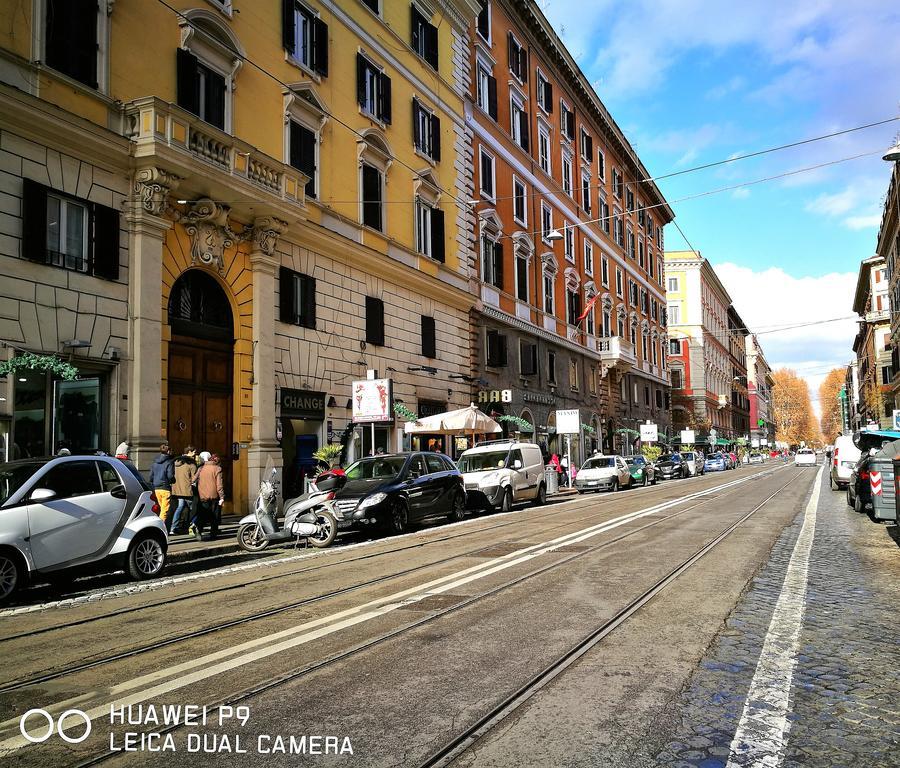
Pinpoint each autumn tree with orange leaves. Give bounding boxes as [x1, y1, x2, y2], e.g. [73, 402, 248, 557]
[818, 368, 846, 443]
[772, 368, 822, 446]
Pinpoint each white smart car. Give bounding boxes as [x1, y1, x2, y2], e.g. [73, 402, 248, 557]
[794, 448, 817, 467]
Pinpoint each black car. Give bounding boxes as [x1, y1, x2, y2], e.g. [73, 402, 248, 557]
[331, 452, 465, 534]
[847, 455, 872, 514]
[656, 453, 686, 480]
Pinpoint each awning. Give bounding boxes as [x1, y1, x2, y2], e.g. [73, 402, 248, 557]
[404, 404, 502, 435]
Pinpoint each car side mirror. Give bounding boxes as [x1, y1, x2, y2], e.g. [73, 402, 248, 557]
[109, 483, 128, 499]
[512, 459, 523, 470]
[29, 487, 57, 502]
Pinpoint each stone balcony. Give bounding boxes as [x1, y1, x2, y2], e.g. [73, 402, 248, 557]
[598, 336, 636, 370]
[124, 97, 308, 219]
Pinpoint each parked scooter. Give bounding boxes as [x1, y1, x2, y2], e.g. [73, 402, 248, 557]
[237, 459, 343, 552]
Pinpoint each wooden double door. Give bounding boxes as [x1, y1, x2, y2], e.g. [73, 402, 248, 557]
[167, 336, 233, 499]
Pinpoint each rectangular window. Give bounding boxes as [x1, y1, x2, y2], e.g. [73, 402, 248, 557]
[648, 249, 655, 278]
[412, 98, 441, 161]
[614, 210, 624, 247]
[486, 329, 508, 367]
[626, 188, 634, 212]
[45, 194, 88, 272]
[589, 365, 597, 395]
[584, 240, 593, 275]
[507, 32, 527, 82]
[289, 121, 317, 199]
[510, 96, 529, 151]
[481, 236, 503, 289]
[283, 0, 328, 76]
[667, 276, 678, 292]
[513, 177, 527, 225]
[601, 255, 609, 287]
[357, 53, 392, 123]
[668, 304, 680, 325]
[615, 268, 623, 297]
[536, 69, 553, 112]
[541, 203, 553, 243]
[548, 351, 557, 384]
[416, 199, 432, 258]
[176, 49, 226, 130]
[543, 272, 555, 315]
[560, 102, 575, 140]
[580, 128, 593, 161]
[411, 5, 439, 70]
[585, 305, 595, 336]
[476, 0, 490, 42]
[581, 172, 592, 214]
[600, 195, 610, 234]
[641, 289, 648, 314]
[421, 315, 436, 358]
[569, 359, 579, 391]
[644, 385, 650, 406]
[561, 152, 573, 196]
[516, 250, 529, 301]
[479, 148, 495, 200]
[520, 341, 538, 375]
[638, 240, 644, 269]
[566, 290, 580, 325]
[279, 267, 316, 328]
[45, 0, 99, 88]
[598, 149, 606, 181]
[564, 223, 574, 262]
[361, 163, 383, 231]
[365, 296, 385, 346]
[538, 124, 551, 174]
[671, 368, 683, 388]
[882, 366, 891, 385]
[613, 168, 623, 198]
[627, 227, 635, 258]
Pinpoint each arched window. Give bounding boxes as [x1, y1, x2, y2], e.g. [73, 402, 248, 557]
[168, 270, 233, 341]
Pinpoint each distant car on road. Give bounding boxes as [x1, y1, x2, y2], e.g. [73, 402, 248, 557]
[748, 452, 764, 465]
[625, 455, 657, 486]
[794, 448, 817, 467]
[575, 455, 631, 493]
[829, 435, 861, 490]
[0, 455, 168, 604]
[656, 453, 687, 480]
[703, 453, 728, 472]
[680, 451, 705, 477]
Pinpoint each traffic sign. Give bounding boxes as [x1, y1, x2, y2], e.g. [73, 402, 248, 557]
[555, 409, 580, 434]
[680, 429, 695, 444]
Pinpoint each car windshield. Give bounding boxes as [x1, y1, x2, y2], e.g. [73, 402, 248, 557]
[582, 457, 615, 469]
[628, 456, 646, 465]
[681, 453, 695, 460]
[659, 454, 681, 462]
[707, 453, 722, 460]
[458, 451, 508, 473]
[0, 461, 44, 506]
[345, 457, 407, 481]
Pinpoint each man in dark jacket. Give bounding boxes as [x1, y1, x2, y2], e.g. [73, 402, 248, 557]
[148, 443, 176, 531]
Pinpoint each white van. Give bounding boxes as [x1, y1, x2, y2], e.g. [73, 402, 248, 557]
[457, 442, 546, 512]
[830, 434, 861, 490]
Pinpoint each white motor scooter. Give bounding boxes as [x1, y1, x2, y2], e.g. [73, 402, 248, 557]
[237, 459, 341, 552]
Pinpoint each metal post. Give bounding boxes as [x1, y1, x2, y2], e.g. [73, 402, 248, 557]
[370, 423, 375, 456]
[566, 433, 572, 487]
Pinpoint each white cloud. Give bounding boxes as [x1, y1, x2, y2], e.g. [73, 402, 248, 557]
[843, 214, 881, 230]
[732, 187, 751, 199]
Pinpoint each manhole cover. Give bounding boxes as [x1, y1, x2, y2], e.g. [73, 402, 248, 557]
[399, 594, 469, 611]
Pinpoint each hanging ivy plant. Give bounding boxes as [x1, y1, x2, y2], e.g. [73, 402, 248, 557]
[0, 353, 79, 381]
[580, 423, 596, 434]
[393, 403, 419, 421]
[497, 415, 534, 432]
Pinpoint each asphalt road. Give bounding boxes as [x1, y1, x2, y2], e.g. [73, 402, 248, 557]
[0, 461, 896, 768]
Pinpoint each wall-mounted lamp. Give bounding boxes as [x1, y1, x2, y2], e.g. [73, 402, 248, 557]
[61, 340, 91, 349]
[407, 366, 438, 375]
[327, 396, 338, 407]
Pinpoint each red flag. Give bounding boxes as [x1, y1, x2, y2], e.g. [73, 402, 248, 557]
[577, 292, 600, 323]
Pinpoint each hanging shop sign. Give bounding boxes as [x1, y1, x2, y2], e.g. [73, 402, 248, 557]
[352, 379, 393, 423]
[418, 400, 447, 418]
[555, 409, 581, 435]
[680, 429, 695, 444]
[640, 423, 659, 443]
[477, 389, 513, 404]
[280, 389, 326, 420]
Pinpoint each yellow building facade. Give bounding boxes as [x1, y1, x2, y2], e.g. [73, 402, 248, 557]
[0, 0, 480, 510]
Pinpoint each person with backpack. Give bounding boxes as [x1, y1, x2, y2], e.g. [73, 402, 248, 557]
[148, 443, 176, 531]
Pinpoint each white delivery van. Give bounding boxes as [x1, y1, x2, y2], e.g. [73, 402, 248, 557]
[457, 441, 546, 512]
[830, 434, 861, 490]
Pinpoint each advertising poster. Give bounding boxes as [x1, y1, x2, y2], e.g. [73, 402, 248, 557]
[351, 379, 393, 423]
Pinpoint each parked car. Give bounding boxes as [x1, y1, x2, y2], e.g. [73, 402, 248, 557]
[830, 435, 861, 490]
[330, 452, 465, 535]
[656, 453, 687, 480]
[625, 455, 657, 486]
[748, 452, 764, 464]
[458, 441, 546, 512]
[574, 455, 631, 493]
[0, 455, 168, 604]
[703, 453, 728, 472]
[794, 448, 817, 467]
[846, 432, 900, 515]
[680, 451, 705, 477]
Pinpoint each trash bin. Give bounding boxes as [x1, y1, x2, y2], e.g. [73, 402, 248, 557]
[544, 466, 559, 495]
[869, 456, 897, 522]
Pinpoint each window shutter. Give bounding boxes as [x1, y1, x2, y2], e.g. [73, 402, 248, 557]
[176, 48, 199, 116]
[379, 71, 392, 123]
[282, 0, 295, 54]
[519, 110, 529, 151]
[21, 178, 48, 264]
[487, 75, 498, 120]
[425, 23, 439, 69]
[365, 296, 385, 346]
[356, 53, 367, 108]
[411, 6, 421, 52]
[519, 48, 528, 82]
[205, 68, 226, 130]
[421, 315, 436, 358]
[362, 164, 382, 230]
[411, 99, 421, 150]
[545, 81, 553, 112]
[499, 334, 508, 366]
[430, 113, 441, 161]
[312, 17, 328, 76]
[431, 208, 445, 263]
[507, 33, 516, 73]
[91, 203, 120, 281]
[279, 267, 295, 324]
[529, 344, 538, 374]
[303, 274, 316, 329]
[493, 241, 504, 289]
[585, 133, 593, 159]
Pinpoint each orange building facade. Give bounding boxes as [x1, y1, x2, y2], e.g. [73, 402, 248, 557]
[467, 0, 675, 461]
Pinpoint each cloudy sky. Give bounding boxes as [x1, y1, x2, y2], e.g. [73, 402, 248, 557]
[542, 0, 900, 414]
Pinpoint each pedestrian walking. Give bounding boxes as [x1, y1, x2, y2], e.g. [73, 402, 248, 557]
[148, 443, 176, 531]
[560, 454, 570, 487]
[170, 446, 198, 535]
[195, 453, 224, 540]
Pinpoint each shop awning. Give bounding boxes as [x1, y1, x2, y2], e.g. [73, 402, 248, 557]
[404, 404, 502, 435]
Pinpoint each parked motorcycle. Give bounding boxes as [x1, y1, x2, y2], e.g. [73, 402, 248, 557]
[237, 459, 343, 552]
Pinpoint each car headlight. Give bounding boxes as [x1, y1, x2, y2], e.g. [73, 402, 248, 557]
[359, 492, 387, 510]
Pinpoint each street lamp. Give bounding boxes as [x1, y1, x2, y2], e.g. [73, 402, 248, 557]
[882, 140, 900, 163]
[545, 229, 564, 242]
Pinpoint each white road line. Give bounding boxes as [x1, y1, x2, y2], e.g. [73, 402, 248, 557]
[0, 466, 781, 753]
[726, 464, 822, 768]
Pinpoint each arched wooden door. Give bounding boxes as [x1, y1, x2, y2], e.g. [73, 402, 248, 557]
[166, 270, 234, 499]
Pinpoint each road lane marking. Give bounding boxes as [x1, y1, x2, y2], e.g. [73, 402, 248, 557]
[726, 464, 822, 768]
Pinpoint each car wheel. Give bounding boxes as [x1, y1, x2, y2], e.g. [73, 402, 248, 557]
[499, 487, 513, 513]
[127, 534, 166, 581]
[642, 475, 647, 487]
[829, 473, 835, 490]
[307, 510, 337, 548]
[447, 493, 466, 523]
[610, 478, 619, 493]
[854, 494, 865, 514]
[531, 483, 547, 507]
[0, 551, 22, 604]
[238, 523, 269, 552]
[846, 489, 854, 508]
[387, 502, 409, 535]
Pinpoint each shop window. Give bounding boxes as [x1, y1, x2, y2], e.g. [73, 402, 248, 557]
[22, 180, 119, 280]
[282, 0, 328, 76]
[413, 98, 441, 161]
[365, 296, 385, 346]
[411, 5, 439, 70]
[54, 379, 102, 454]
[357, 53, 392, 123]
[421, 315, 436, 358]
[486, 330, 508, 367]
[279, 267, 316, 328]
[44, 0, 100, 89]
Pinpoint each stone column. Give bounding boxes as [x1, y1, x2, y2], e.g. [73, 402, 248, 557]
[125, 168, 178, 470]
[247, 216, 288, 495]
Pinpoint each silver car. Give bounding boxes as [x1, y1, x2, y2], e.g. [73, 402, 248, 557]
[0, 455, 167, 603]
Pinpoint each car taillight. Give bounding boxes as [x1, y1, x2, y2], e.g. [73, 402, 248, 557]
[150, 490, 160, 514]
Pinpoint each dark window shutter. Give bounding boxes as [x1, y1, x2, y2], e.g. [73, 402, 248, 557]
[430, 113, 441, 161]
[46, 0, 98, 88]
[411, 6, 421, 52]
[425, 23, 438, 69]
[499, 334, 508, 366]
[431, 208, 445, 263]
[519, 110, 529, 151]
[545, 81, 553, 112]
[290, 122, 316, 198]
[176, 48, 200, 116]
[362, 164, 382, 230]
[279, 267, 295, 324]
[519, 48, 528, 82]
[282, 0, 295, 54]
[356, 53, 367, 107]
[91, 203, 120, 281]
[379, 72, 392, 123]
[412, 98, 421, 150]
[421, 316, 436, 358]
[507, 32, 516, 73]
[365, 296, 385, 346]
[303, 274, 316, 328]
[493, 241, 504, 289]
[312, 17, 328, 76]
[477, 0, 489, 38]
[585, 133, 593, 159]
[487, 75, 498, 120]
[21, 179, 48, 264]
[204, 67, 226, 130]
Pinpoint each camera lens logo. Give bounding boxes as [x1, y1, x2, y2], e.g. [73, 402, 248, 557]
[19, 709, 92, 744]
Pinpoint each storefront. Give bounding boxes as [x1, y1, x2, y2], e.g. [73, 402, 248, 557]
[278, 387, 325, 497]
[408, 399, 451, 455]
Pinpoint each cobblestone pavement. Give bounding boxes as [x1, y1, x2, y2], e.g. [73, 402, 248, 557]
[656, 470, 900, 768]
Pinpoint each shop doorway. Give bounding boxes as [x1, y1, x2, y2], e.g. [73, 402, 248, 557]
[166, 270, 234, 498]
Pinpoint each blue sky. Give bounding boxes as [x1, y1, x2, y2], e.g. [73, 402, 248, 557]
[543, 0, 900, 413]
